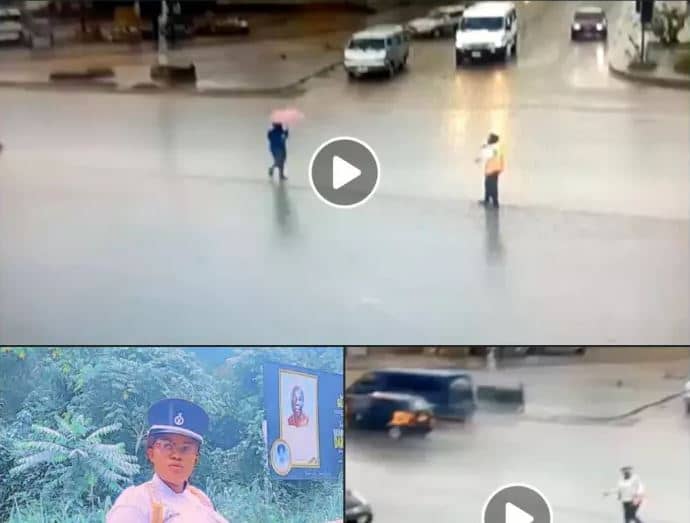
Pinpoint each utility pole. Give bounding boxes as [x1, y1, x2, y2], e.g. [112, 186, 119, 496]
[157, 0, 168, 66]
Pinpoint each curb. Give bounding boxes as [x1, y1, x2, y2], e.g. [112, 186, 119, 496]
[525, 391, 683, 424]
[608, 61, 690, 89]
[0, 60, 343, 98]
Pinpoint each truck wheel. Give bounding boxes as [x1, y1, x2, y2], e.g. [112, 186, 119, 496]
[386, 61, 395, 78]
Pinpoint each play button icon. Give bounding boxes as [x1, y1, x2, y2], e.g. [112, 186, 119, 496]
[309, 137, 380, 208]
[506, 502, 534, 523]
[483, 484, 552, 523]
[332, 155, 361, 190]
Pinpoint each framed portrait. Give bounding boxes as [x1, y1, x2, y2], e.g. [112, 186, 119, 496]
[279, 368, 320, 468]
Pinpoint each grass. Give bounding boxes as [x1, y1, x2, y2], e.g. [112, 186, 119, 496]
[9, 502, 109, 523]
[674, 53, 690, 75]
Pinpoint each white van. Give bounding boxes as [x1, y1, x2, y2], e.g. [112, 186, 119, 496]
[0, 7, 23, 43]
[455, 1, 518, 65]
[344, 25, 410, 79]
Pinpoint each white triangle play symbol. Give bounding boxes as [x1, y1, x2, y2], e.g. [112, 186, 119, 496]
[505, 502, 534, 523]
[332, 155, 362, 190]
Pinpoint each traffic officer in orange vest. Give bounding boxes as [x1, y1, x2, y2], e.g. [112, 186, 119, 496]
[106, 398, 229, 523]
[475, 132, 504, 208]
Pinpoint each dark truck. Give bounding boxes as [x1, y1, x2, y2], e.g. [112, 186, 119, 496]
[346, 368, 477, 421]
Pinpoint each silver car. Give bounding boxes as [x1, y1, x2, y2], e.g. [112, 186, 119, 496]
[344, 25, 410, 79]
[407, 4, 467, 38]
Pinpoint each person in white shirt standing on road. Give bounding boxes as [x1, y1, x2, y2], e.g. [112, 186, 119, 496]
[475, 132, 504, 209]
[604, 466, 645, 523]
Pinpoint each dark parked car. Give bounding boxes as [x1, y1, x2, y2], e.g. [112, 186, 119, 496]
[347, 368, 476, 420]
[571, 6, 607, 41]
[346, 489, 373, 523]
[346, 391, 435, 439]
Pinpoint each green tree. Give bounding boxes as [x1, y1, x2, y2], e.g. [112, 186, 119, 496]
[10, 414, 139, 506]
[652, 4, 687, 46]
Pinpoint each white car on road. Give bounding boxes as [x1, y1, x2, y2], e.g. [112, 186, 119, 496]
[0, 7, 23, 43]
[407, 4, 467, 39]
[455, 1, 518, 65]
[344, 25, 410, 79]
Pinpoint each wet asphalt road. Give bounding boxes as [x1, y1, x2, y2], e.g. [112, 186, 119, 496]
[346, 361, 690, 523]
[347, 409, 690, 523]
[0, 1, 687, 344]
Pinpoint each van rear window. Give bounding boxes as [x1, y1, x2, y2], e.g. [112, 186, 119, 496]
[349, 39, 386, 50]
[461, 17, 504, 31]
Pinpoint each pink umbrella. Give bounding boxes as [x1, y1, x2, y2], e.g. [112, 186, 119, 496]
[270, 108, 305, 126]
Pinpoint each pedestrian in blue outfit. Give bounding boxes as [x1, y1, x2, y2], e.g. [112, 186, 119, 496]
[268, 122, 289, 180]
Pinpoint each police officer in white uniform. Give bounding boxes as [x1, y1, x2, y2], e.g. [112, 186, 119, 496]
[107, 398, 229, 523]
[604, 465, 645, 523]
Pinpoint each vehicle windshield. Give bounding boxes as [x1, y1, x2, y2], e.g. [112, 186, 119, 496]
[427, 10, 446, 19]
[575, 11, 604, 21]
[349, 38, 386, 50]
[460, 16, 504, 31]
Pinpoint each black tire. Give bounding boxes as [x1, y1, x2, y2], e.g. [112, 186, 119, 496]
[686, 402, 690, 415]
[386, 61, 395, 78]
[401, 53, 409, 70]
[433, 28, 441, 38]
[513, 36, 518, 58]
[571, 31, 577, 41]
[455, 50, 463, 67]
[347, 70, 356, 80]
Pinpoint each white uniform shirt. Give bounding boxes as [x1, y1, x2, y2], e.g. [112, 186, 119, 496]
[617, 474, 644, 503]
[107, 474, 230, 523]
[479, 143, 497, 163]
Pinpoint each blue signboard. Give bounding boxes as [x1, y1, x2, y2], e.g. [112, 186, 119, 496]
[263, 362, 344, 480]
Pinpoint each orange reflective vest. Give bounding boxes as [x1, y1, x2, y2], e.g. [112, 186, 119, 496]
[485, 146, 504, 176]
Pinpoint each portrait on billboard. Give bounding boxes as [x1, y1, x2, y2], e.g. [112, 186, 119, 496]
[279, 369, 320, 467]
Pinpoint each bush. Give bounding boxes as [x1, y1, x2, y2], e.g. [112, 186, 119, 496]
[651, 4, 686, 46]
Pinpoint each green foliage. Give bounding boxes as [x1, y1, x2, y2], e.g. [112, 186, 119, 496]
[10, 414, 139, 501]
[651, 4, 687, 46]
[0, 347, 343, 523]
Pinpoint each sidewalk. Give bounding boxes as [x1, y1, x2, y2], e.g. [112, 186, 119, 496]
[608, 2, 690, 89]
[0, 34, 346, 95]
[0, 3, 436, 96]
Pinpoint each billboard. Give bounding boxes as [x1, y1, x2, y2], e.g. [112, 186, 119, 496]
[263, 362, 344, 480]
